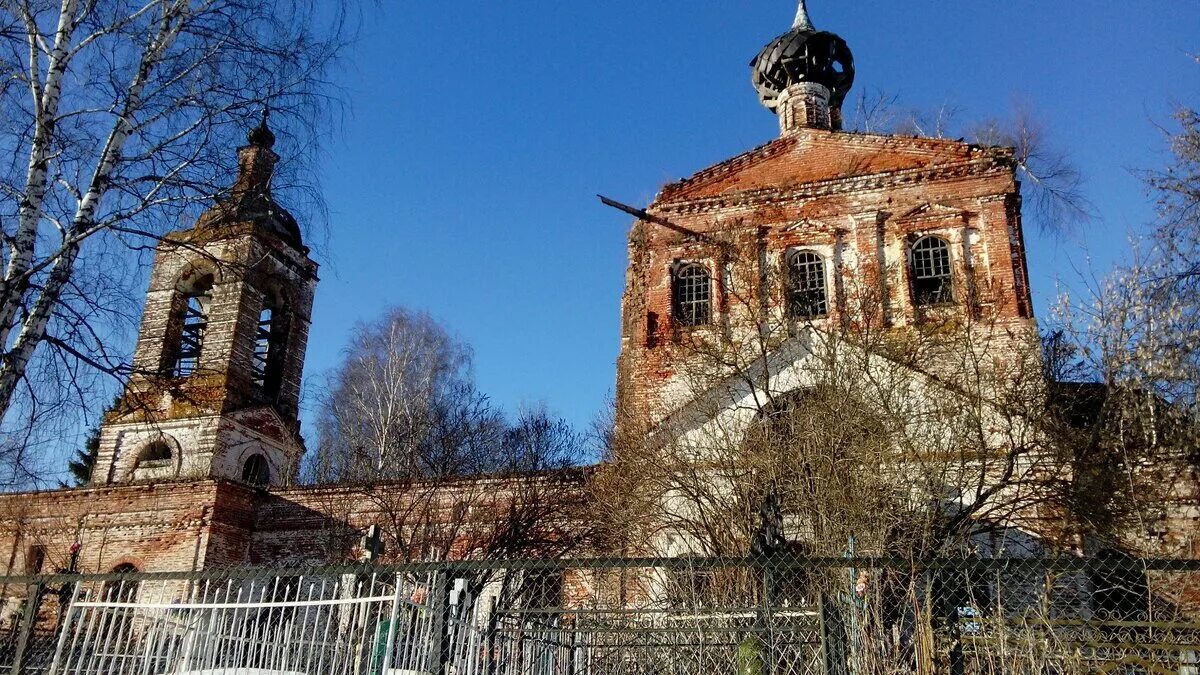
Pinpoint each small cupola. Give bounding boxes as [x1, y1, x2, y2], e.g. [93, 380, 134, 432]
[196, 109, 306, 252]
[750, 0, 855, 134]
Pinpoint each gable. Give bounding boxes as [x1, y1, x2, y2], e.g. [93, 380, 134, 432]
[656, 130, 1005, 204]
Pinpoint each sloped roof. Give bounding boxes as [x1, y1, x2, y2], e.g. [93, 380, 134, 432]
[655, 130, 1010, 205]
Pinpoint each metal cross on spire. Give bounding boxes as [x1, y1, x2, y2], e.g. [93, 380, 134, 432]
[792, 0, 815, 31]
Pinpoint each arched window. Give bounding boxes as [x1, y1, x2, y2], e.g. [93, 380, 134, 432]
[910, 236, 954, 306]
[105, 563, 140, 602]
[135, 440, 173, 469]
[171, 274, 213, 376]
[786, 250, 828, 318]
[242, 454, 270, 487]
[251, 293, 288, 396]
[673, 263, 711, 327]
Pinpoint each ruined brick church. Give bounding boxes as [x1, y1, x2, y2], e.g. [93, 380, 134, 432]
[0, 3, 1185, 578]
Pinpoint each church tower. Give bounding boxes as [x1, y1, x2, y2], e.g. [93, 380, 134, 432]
[615, 1, 1035, 429]
[91, 114, 318, 488]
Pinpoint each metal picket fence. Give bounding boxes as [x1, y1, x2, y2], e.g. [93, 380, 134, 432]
[0, 555, 1197, 674]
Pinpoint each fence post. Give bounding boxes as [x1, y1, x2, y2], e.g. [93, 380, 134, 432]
[426, 571, 449, 675]
[819, 592, 848, 675]
[47, 579, 81, 674]
[484, 595, 497, 675]
[9, 580, 43, 675]
[937, 563, 964, 675]
[379, 575, 403, 674]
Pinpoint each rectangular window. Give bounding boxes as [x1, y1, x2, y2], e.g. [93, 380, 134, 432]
[522, 570, 563, 609]
[25, 545, 45, 575]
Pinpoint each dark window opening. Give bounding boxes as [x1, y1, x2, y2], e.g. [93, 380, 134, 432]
[673, 263, 711, 327]
[666, 569, 715, 608]
[646, 311, 659, 348]
[1090, 551, 1149, 621]
[252, 302, 288, 396]
[25, 546, 45, 575]
[787, 250, 829, 318]
[242, 454, 270, 487]
[173, 285, 212, 376]
[910, 236, 954, 306]
[521, 570, 563, 609]
[135, 441, 173, 469]
[105, 563, 140, 602]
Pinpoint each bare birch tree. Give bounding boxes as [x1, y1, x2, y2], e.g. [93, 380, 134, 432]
[311, 307, 502, 482]
[0, 0, 348, 479]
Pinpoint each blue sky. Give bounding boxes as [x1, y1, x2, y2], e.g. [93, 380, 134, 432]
[303, 1, 1200, 433]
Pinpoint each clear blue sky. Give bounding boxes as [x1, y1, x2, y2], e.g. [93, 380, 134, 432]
[305, 1, 1200, 433]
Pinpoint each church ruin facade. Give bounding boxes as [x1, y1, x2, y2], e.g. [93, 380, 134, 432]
[0, 2, 1193, 585]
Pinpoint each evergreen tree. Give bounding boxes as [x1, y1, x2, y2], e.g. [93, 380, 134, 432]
[65, 426, 100, 488]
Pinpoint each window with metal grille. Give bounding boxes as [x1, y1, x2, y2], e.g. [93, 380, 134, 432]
[673, 263, 711, 327]
[173, 290, 210, 376]
[786, 250, 828, 318]
[910, 236, 954, 306]
[251, 303, 287, 395]
[242, 454, 270, 487]
[521, 570, 563, 609]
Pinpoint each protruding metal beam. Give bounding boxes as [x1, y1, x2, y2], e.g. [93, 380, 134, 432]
[597, 195, 706, 240]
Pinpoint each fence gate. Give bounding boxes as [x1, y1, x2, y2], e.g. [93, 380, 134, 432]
[45, 571, 437, 675]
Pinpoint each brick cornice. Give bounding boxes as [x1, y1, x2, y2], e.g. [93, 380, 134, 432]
[655, 158, 1011, 215]
[657, 130, 1009, 203]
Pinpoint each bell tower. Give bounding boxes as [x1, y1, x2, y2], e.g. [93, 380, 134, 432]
[91, 113, 319, 488]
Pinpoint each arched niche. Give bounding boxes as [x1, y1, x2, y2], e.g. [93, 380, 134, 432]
[127, 435, 182, 481]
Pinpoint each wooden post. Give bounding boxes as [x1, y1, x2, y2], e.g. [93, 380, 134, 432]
[9, 581, 42, 675]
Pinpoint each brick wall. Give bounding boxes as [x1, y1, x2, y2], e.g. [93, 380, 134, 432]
[616, 128, 1038, 428]
[93, 218, 317, 488]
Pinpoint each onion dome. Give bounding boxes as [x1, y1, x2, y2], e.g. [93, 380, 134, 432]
[750, 0, 855, 113]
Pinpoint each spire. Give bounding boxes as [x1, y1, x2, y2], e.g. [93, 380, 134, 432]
[792, 0, 814, 31]
[247, 106, 276, 149]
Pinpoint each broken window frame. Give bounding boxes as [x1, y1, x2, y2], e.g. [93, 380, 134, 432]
[786, 249, 829, 319]
[172, 291, 211, 377]
[910, 235, 954, 307]
[251, 301, 288, 396]
[673, 262, 712, 327]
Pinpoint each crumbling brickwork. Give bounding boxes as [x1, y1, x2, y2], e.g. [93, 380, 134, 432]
[615, 128, 1037, 428]
[92, 123, 318, 489]
[0, 471, 591, 577]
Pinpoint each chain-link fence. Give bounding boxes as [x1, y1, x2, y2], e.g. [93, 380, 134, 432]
[0, 555, 1196, 674]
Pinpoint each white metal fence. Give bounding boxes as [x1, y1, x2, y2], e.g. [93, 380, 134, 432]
[0, 557, 1198, 674]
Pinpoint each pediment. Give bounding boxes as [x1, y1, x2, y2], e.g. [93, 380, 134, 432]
[656, 132, 992, 204]
[225, 406, 298, 446]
